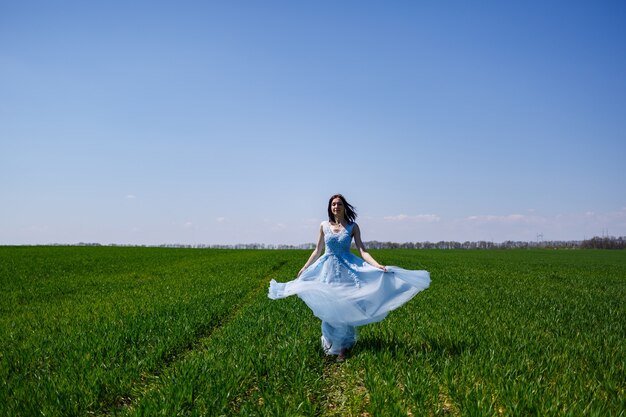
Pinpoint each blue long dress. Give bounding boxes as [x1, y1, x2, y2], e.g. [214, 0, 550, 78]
[268, 221, 430, 355]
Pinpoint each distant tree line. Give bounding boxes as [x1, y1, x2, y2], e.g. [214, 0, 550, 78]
[580, 236, 626, 249]
[63, 236, 625, 250]
[360, 240, 583, 250]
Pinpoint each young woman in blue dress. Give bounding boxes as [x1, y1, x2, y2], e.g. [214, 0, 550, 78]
[269, 194, 430, 361]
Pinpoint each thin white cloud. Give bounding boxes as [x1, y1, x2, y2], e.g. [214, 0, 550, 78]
[273, 223, 287, 230]
[576, 207, 626, 229]
[299, 218, 322, 231]
[25, 225, 49, 232]
[466, 214, 544, 224]
[125, 194, 136, 199]
[384, 214, 441, 222]
[216, 217, 226, 223]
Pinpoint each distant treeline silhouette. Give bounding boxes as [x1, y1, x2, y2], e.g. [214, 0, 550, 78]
[62, 236, 625, 249]
[579, 236, 626, 249]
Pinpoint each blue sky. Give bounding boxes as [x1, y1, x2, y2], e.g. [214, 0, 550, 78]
[1, 1, 625, 245]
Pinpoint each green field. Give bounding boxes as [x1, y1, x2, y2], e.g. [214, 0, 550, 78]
[1, 247, 624, 416]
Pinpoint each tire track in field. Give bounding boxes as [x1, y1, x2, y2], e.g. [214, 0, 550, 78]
[321, 360, 371, 416]
[151, 259, 289, 373]
[97, 260, 289, 416]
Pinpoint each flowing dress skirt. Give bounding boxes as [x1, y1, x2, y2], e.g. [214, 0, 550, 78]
[269, 251, 430, 354]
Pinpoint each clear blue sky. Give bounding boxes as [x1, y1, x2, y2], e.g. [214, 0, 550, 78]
[2, 1, 625, 245]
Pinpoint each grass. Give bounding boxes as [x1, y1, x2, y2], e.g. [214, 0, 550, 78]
[1, 247, 624, 416]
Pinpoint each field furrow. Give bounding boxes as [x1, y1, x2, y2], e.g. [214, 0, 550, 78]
[107, 260, 289, 416]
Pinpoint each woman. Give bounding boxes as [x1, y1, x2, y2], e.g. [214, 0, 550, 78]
[268, 194, 430, 360]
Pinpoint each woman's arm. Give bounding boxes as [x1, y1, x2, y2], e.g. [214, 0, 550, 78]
[353, 223, 387, 271]
[297, 223, 326, 277]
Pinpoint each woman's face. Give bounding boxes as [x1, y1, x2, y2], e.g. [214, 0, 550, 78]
[331, 197, 345, 219]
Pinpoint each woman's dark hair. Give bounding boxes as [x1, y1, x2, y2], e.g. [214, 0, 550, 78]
[327, 194, 357, 224]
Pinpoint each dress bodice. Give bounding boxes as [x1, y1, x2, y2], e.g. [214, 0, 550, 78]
[323, 221, 354, 255]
